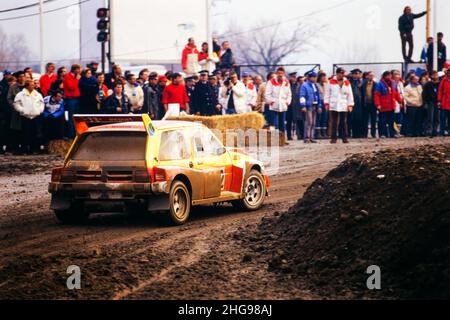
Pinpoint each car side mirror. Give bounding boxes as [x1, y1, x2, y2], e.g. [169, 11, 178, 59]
[216, 147, 226, 156]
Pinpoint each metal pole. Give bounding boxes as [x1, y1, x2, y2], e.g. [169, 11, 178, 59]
[433, 0, 438, 71]
[206, 0, 214, 72]
[107, 0, 113, 72]
[39, 0, 45, 74]
[426, 0, 431, 38]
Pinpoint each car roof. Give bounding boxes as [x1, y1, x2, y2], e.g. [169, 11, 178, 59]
[86, 120, 204, 133]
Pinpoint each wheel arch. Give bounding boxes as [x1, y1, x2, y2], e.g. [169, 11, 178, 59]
[172, 174, 192, 197]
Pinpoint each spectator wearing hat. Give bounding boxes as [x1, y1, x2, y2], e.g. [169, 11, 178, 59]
[349, 69, 365, 138]
[143, 73, 160, 119]
[209, 74, 221, 114]
[294, 76, 306, 140]
[265, 67, 292, 139]
[375, 71, 403, 138]
[185, 76, 196, 113]
[286, 72, 298, 141]
[300, 71, 322, 143]
[39, 62, 57, 97]
[325, 68, 354, 143]
[361, 71, 378, 138]
[182, 38, 200, 76]
[0, 70, 13, 153]
[157, 75, 168, 119]
[192, 71, 219, 116]
[242, 72, 257, 111]
[124, 73, 144, 113]
[438, 68, 450, 136]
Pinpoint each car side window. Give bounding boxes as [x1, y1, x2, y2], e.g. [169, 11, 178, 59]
[193, 128, 222, 158]
[159, 130, 191, 161]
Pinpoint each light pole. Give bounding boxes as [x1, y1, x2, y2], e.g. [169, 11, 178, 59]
[206, 0, 214, 72]
[39, 0, 45, 74]
[432, 0, 438, 71]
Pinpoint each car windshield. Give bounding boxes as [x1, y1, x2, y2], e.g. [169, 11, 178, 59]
[71, 131, 147, 161]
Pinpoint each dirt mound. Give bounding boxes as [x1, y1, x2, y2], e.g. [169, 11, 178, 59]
[243, 144, 450, 299]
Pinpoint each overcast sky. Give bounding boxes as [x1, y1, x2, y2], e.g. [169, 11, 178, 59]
[0, 0, 448, 73]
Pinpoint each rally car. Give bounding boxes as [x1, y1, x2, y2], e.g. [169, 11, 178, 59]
[49, 114, 270, 225]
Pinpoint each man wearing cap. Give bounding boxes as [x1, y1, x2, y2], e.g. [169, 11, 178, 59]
[299, 71, 322, 143]
[209, 74, 221, 114]
[242, 72, 257, 112]
[324, 68, 354, 143]
[185, 76, 196, 113]
[143, 73, 160, 119]
[349, 68, 365, 138]
[192, 71, 219, 116]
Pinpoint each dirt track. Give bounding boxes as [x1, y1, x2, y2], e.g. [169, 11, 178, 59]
[0, 137, 448, 299]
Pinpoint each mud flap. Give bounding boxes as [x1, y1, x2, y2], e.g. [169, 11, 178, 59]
[147, 195, 170, 212]
[50, 193, 72, 210]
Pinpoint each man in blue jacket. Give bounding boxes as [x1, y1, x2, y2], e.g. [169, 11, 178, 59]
[300, 71, 322, 143]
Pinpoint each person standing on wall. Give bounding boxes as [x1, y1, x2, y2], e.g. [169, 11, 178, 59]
[398, 6, 427, 63]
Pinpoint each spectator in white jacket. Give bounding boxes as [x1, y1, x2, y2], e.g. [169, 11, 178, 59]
[13, 79, 44, 154]
[265, 67, 292, 134]
[220, 72, 249, 114]
[124, 73, 144, 113]
[324, 67, 354, 143]
[242, 72, 257, 111]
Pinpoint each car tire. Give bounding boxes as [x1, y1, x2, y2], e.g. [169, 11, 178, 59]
[232, 170, 266, 211]
[54, 202, 89, 224]
[168, 180, 191, 225]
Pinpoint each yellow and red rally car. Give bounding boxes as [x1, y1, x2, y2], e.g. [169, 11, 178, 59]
[49, 115, 270, 225]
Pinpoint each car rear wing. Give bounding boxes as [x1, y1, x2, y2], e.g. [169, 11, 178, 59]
[73, 114, 154, 136]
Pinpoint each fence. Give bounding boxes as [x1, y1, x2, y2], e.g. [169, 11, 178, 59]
[332, 62, 405, 79]
[236, 64, 321, 78]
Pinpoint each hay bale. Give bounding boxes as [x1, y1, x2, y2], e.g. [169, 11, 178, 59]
[48, 139, 73, 156]
[167, 112, 266, 131]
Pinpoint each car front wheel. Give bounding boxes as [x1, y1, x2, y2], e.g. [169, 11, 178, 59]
[168, 181, 191, 225]
[232, 170, 266, 211]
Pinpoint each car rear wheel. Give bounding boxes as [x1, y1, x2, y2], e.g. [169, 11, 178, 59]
[54, 202, 90, 224]
[232, 170, 266, 211]
[168, 181, 191, 225]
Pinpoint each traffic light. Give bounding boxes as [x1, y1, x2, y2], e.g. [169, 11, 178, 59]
[96, 8, 109, 43]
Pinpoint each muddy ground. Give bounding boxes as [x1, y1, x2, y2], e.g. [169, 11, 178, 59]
[0, 137, 448, 299]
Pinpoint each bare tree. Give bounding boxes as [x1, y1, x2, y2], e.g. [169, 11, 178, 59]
[0, 27, 32, 71]
[219, 19, 327, 75]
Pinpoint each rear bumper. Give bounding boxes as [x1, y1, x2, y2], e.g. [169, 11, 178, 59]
[48, 181, 170, 198]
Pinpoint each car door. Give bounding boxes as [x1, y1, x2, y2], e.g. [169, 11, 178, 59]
[191, 127, 233, 198]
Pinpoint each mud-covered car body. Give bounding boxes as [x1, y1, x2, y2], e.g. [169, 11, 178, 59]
[49, 115, 269, 224]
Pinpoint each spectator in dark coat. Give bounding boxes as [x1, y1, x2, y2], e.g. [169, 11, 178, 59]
[427, 32, 447, 72]
[105, 64, 125, 89]
[422, 70, 440, 137]
[7, 71, 27, 154]
[398, 6, 427, 62]
[103, 83, 130, 114]
[192, 71, 219, 116]
[362, 71, 378, 138]
[349, 69, 365, 138]
[219, 41, 236, 72]
[143, 74, 160, 119]
[78, 68, 99, 114]
[0, 70, 13, 153]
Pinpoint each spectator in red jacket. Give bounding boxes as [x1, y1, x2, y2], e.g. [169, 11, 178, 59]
[438, 68, 450, 136]
[181, 38, 200, 75]
[375, 71, 403, 138]
[162, 73, 190, 114]
[39, 62, 57, 97]
[63, 64, 82, 138]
